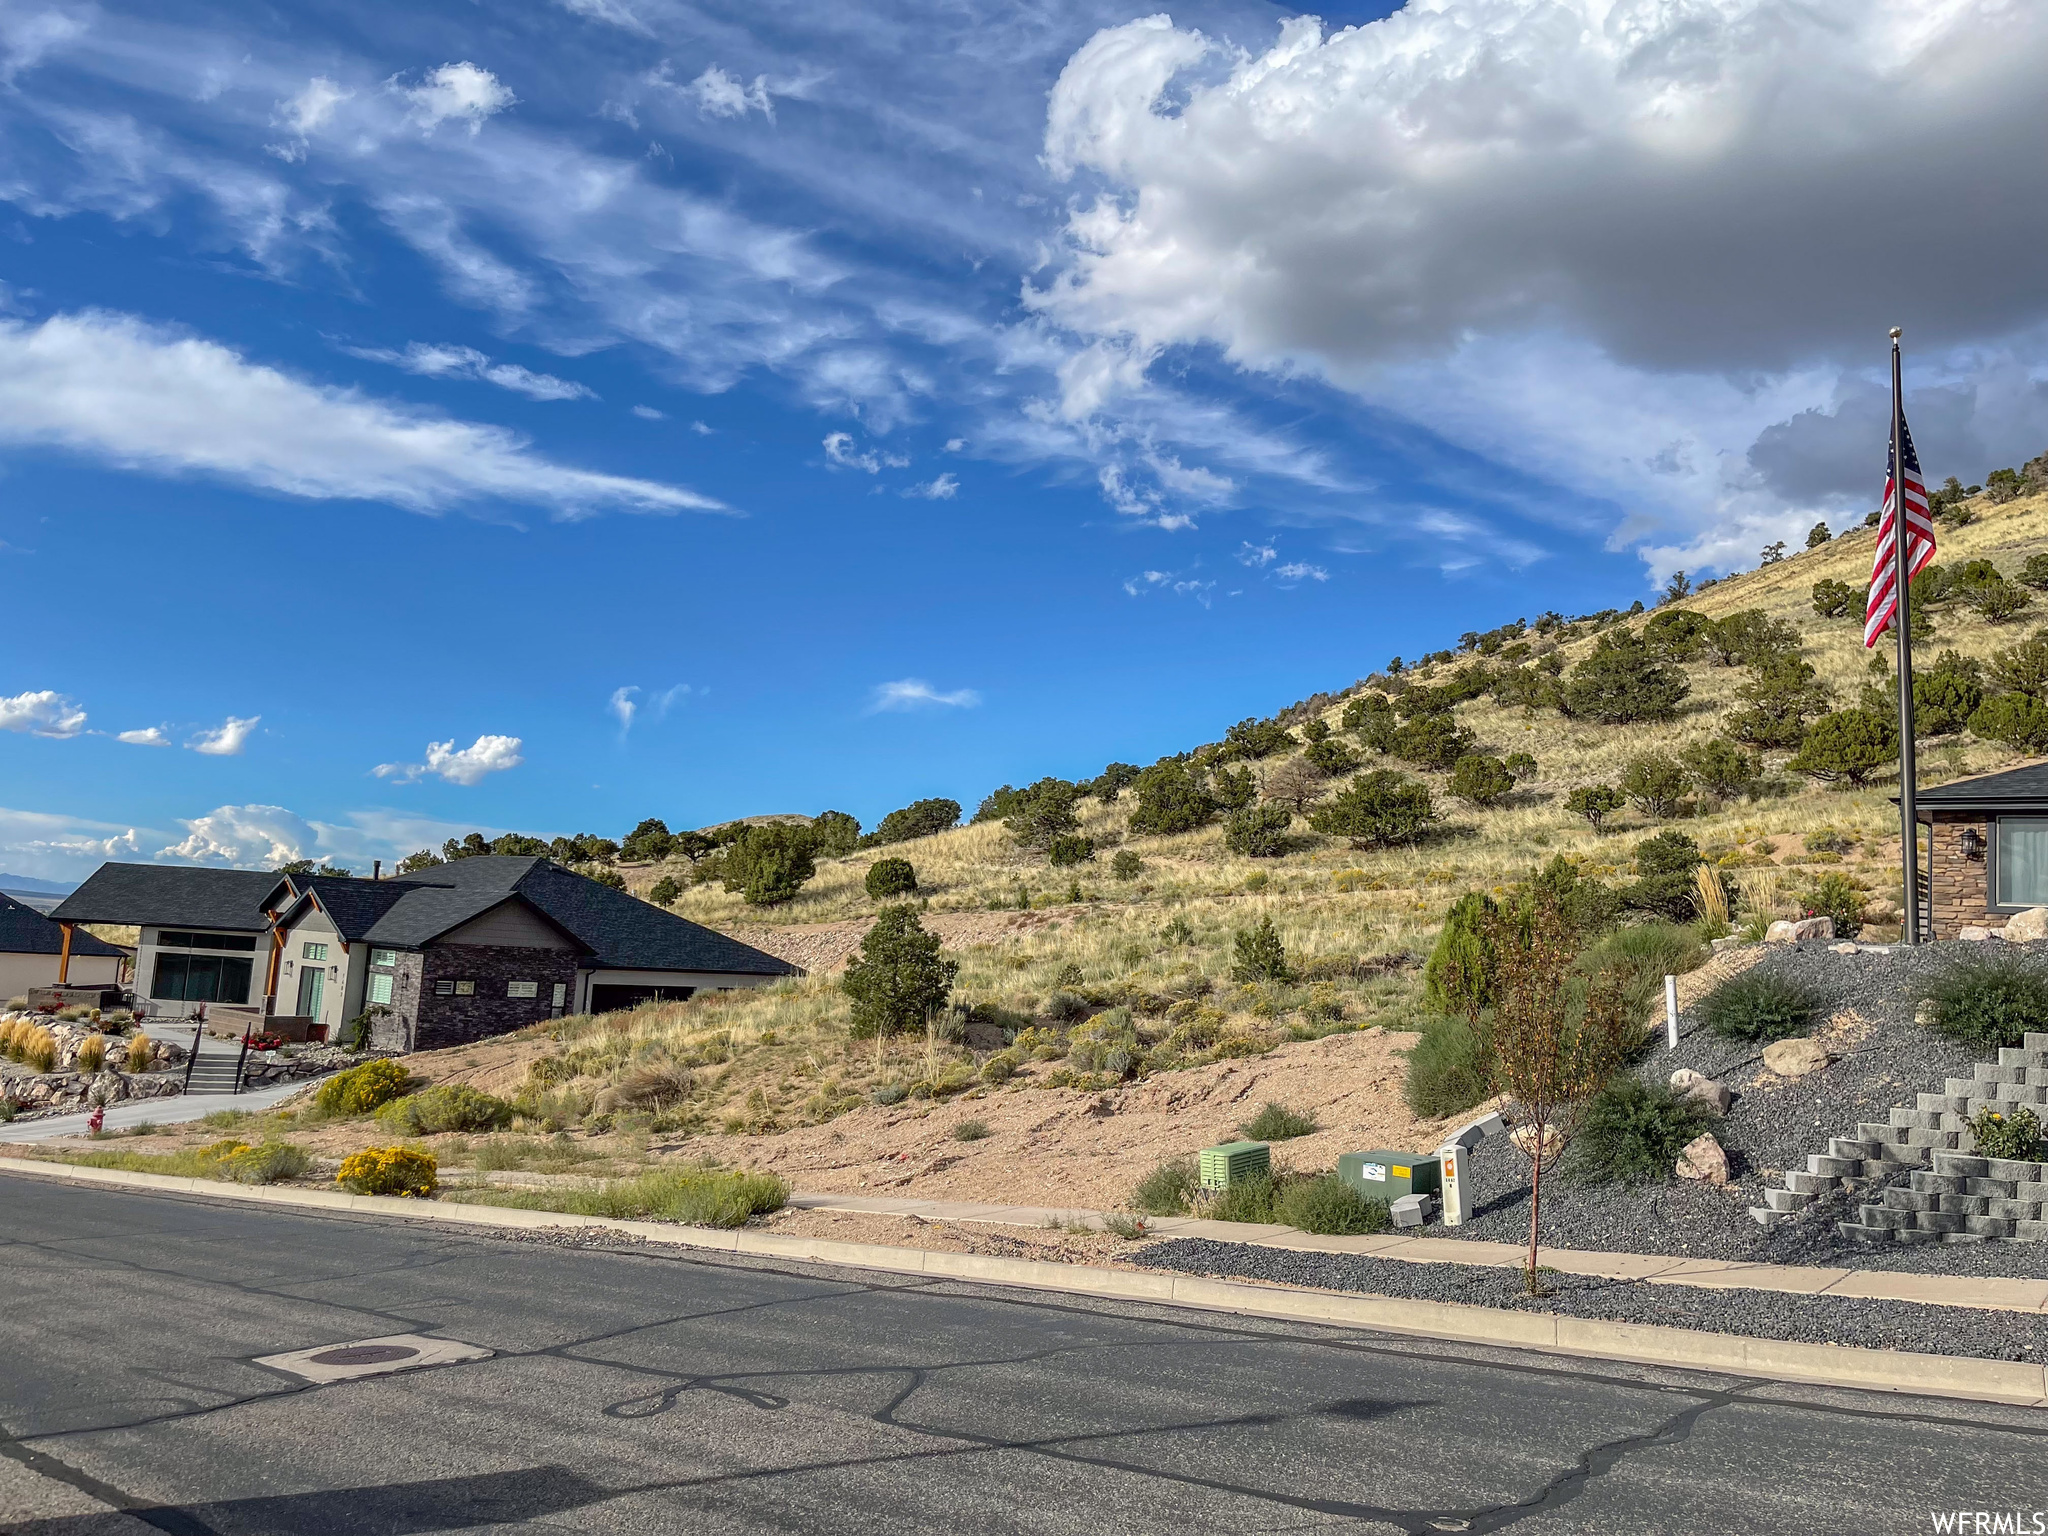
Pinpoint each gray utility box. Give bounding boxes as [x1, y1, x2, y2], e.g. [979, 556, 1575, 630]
[1338, 1149, 1441, 1202]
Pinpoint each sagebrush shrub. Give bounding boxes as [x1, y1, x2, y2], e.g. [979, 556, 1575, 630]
[1237, 1102, 1318, 1141]
[1699, 971, 1819, 1041]
[376, 1084, 514, 1135]
[952, 1118, 991, 1142]
[1271, 1173, 1390, 1236]
[1132, 1157, 1197, 1215]
[1920, 954, 2048, 1051]
[1571, 1078, 1717, 1185]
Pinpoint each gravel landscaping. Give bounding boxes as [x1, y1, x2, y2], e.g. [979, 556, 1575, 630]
[1129, 1237, 2048, 1361]
[1408, 938, 2048, 1274]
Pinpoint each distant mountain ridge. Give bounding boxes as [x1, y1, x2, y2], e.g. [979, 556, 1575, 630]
[0, 874, 76, 895]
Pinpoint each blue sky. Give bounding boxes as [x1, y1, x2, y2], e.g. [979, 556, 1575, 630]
[3, 0, 2047, 879]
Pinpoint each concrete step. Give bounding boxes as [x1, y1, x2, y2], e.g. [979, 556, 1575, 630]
[1747, 1207, 1791, 1228]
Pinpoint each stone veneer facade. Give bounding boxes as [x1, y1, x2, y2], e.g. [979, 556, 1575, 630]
[1926, 810, 2001, 939]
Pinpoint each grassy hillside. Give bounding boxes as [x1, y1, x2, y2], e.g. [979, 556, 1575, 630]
[524, 489, 2048, 1140]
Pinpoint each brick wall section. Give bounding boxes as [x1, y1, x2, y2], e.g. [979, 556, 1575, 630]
[1927, 812, 1999, 938]
[414, 942, 577, 1052]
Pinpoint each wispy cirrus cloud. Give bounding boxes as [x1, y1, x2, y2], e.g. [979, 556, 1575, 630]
[903, 473, 958, 500]
[346, 341, 593, 402]
[867, 679, 980, 713]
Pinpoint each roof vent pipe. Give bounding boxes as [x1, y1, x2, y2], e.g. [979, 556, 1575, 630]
[373, 860, 382, 881]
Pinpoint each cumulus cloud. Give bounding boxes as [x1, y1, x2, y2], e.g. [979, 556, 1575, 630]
[1038, 5, 2048, 570]
[347, 342, 593, 401]
[0, 806, 139, 877]
[632, 405, 665, 420]
[159, 804, 315, 867]
[867, 679, 980, 713]
[0, 690, 86, 738]
[904, 473, 958, 500]
[188, 715, 260, 755]
[684, 65, 774, 121]
[0, 311, 724, 518]
[403, 62, 516, 135]
[375, 733, 524, 786]
[116, 726, 169, 746]
[822, 431, 908, 474]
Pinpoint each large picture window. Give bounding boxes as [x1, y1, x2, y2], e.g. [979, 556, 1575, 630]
[151, 953, 254, 1003]
[1997, 818, 2048, 908]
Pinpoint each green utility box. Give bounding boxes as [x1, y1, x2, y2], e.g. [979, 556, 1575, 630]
[1198, 1140, 1271, 1190]
[1338, 1149, 1441, 1202]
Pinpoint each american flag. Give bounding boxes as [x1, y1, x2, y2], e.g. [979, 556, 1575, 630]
[1864, 414, 1936, 647]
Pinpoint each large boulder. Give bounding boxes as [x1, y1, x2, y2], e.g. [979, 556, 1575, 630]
[1765, 917, 1835, 943]
[1676, 1133, 1731, 1186]
[1669, 1068, 1733, 1115]
[1762, 1036, 1830, 1078]
[2003, 907, 2048, 944]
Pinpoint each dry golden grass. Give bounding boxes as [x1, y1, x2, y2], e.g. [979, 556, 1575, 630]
[549, 490, 2048, 1139]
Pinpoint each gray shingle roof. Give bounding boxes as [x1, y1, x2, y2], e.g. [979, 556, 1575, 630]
[1912, 762, 2048, 809]
[51, 865, 281, 931]
[273, 857, 799, 976]
[0, 893, 126, 957]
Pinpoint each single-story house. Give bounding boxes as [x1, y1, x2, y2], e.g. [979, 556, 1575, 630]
[1911, 762, 2048, 937]
[0, 892, 125, 1001]
[49, 865, 279, 1012]
[52, 856, 799, 1049]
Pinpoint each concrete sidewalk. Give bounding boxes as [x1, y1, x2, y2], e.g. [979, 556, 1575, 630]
[4, 1076, 325, 1142]
[786, 1189, 2048, 1315]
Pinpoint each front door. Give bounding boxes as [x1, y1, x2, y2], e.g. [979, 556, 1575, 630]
[295, 963, 324, 1021]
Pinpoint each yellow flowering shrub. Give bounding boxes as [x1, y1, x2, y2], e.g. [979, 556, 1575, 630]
[314, 1058, 412, 1116]
[337, 1146, 438, 1197]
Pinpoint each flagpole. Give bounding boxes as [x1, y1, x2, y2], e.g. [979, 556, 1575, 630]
[1892, 326, 1922, 945]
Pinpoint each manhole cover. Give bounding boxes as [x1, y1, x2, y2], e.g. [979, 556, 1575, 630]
[308, 1345, 420, 1366]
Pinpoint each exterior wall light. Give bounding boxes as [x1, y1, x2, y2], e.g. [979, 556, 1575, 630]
[1960, 826, 1986, 860]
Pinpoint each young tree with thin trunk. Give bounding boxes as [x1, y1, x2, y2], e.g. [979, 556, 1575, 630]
[1481, 890, 1634, 1292]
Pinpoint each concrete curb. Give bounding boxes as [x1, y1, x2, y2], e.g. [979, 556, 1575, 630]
[5, 1155, 2044, 1408]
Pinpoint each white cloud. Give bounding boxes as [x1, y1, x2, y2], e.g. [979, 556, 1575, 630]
[1121, 569, 1214, 607]
[1273, 562, 1328, 584]
[685, 65, 774, 121]
[0, 311, 724, 518]
[0, 806, 140, 878]
[0, 690, 86, 738]
[403, 62, 516, 135]
[943, 437, 965, 452]
[188, 715, 260, 756]
[116, 727, 169, 746]
[689, 421, 713, 435]
[376, 733, 524, 786]
[1236, 541, 1276, 568]
[608, 686, 638, 732]
[554, 0, 653, 38]
[159, 804, 314, 868]
[904, 473, 958, 500]
[1038, 5, 2048, 569]
[347, 342, 593, 402]
[268, 76, 352, 160]
[632, 404, 665, 420]
[868, 679, 980, 713]
[822, 431, 909, 474]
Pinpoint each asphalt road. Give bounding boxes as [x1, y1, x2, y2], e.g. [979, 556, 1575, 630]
[1, 1176, 2043, 1536]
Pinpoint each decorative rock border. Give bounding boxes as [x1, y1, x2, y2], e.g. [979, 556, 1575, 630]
[1753, 1031, 2048, 1244]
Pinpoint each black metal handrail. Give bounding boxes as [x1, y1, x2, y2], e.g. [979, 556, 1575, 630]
[232, 1028, 251, 1096]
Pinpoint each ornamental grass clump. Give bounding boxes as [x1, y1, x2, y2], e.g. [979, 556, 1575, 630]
[123, 1033, 153, 1073]
[1919, 953, 2048, 1052]
[450, 1165, 786, 1227]
[74, 1034, 106, 1075]
[1699, 970, 1820, 1042]
[1131, 1156, 1198, 1216]
[314, 1058, 412, 1116]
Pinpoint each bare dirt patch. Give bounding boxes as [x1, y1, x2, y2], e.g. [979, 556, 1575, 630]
[723, 909, 1079, 975]
[652, 1027, 1457, 1210]
[759, 1207, 1143, 1265]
